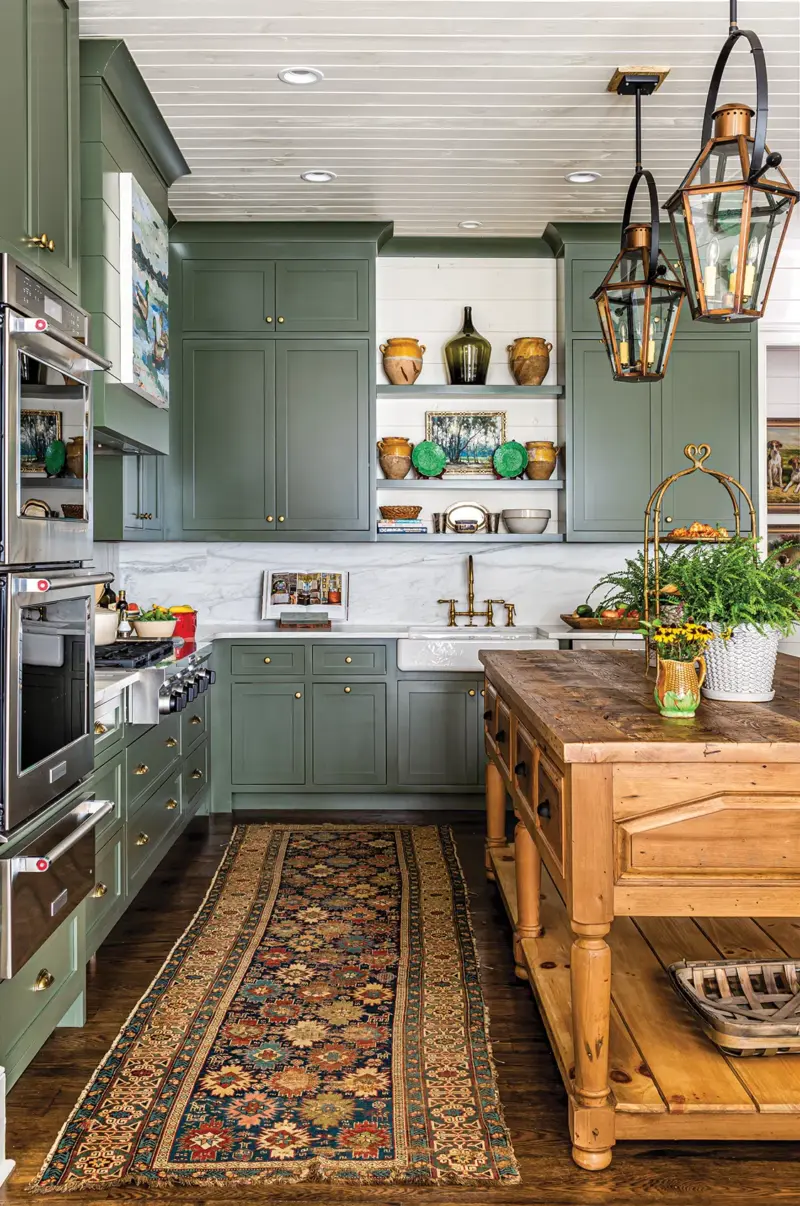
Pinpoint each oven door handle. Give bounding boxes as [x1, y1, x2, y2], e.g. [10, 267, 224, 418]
[42, 327, 111, 372]
[13, 800, 114, 872]
[15, 572, 113, 594]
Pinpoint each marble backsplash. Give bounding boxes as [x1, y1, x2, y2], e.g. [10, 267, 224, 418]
[115, 541, 641, 627]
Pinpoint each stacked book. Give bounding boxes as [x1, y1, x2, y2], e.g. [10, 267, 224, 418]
[377, 518, 428, 535]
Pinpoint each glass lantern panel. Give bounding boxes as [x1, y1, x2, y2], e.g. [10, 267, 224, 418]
[742, 138, 793, 189]
[744, 191, 795, 310]
[686, 188, 745, 309]
[655, 251, 683, 285]
[696, 139, 746, 186]
[649, 287, 683, 375]
[607, 248, 645, 286]
[605, 287, 648, 375]
[669, 205, 696, 301]
[595, 298, 616, 370]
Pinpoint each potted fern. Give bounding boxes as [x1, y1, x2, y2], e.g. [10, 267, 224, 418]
[664, 537, 800, 702]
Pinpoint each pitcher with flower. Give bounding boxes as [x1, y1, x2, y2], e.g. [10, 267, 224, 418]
[639, 620, 715, 718]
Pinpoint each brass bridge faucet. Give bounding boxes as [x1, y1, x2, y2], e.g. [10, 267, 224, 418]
[438, 555, 516, 628]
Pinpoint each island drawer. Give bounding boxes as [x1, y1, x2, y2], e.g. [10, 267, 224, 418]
[535, 749, 564, 872]
[494, 697, 512, 777]
[311, 645, 387, 675]
[0, 912, 80, 1044]
[92, 751, 125, 843]
[94, 694, 124, 762]
[513, 723, 536, 812]
[126, 714, 182, 806]
[231, 645, 305, 675]
[184, 740, 209, 806]
[85, 831, 124, 949]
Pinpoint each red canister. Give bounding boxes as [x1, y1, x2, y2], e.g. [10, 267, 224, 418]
[172, 610, 197, 641]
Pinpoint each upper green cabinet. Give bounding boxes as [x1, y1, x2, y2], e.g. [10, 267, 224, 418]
[274, 261, 369, 331]
[181, 260, 276, 334]
[0, 0, 79, 297]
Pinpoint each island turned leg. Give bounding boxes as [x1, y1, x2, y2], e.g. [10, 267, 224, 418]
[513, 820, 542, 979]
[569, 921, 614, 1170]
[485, 761, 507, 880]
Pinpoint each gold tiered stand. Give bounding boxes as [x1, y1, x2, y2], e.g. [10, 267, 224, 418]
[642, 442, 757, 674]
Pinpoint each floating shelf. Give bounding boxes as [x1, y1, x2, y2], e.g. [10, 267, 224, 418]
[377, 477, 563, 491]
[21, 476, 83, 489]
[375, 533, 564, 543]
[376, 384, 563, 398]
[21, 385, 84, 400]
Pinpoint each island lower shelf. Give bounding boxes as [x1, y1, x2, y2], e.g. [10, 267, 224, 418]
[490, 844, 800, 1141]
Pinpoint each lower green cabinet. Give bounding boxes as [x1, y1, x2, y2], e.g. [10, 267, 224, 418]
[231, 681, 305, 785]
[311, 682, 387, 786]
[397, 679, 481, 787]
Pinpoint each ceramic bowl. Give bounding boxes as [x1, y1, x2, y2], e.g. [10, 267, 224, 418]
[132, 618, 177, 640]
[94, 608, 119, 646]
[501, 508, 551, 535]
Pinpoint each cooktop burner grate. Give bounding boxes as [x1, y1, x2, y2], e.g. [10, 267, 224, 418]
[95, 640, 175, 669]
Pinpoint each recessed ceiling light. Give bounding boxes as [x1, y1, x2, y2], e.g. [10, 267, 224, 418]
[457, 220, 483, 230]
[278, 67, 324, 86]
[300, 170, 337, 183]
[565, 170, 602, 184]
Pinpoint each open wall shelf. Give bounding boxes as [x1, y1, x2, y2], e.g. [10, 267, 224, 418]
[376, 478, 563, 491]
[375, 533, 564, 543]
[377, 384, 563, 397]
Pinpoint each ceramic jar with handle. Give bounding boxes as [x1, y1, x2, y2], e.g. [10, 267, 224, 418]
[377, 436, 413, 480]
[380, 337, 426, 386]
[507, 337, 552, 386]
[654, 657, 706, 717]
[524, 440, 560, 480]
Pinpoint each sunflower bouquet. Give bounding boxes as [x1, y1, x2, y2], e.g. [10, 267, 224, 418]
[639, 620, 715, 661]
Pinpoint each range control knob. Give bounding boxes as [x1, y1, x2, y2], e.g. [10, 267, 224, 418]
[197, 673, 209, 693]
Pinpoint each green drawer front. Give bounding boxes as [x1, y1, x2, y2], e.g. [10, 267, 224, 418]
[126, 714, 182, 806]
[311, 645, 387, 675]
[182, 692, 207, 749]
[85, 831, 124, 946]
[94, 694, 124, 761]
[127, 771, 182, 890]
[184, 739, 209, 806]
[231, 645, 305, 675]
[0, 913, 79, 1046]
[91, 751, 125, 843]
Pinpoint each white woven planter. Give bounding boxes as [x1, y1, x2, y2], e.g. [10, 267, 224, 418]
[702, 623, 782, 702]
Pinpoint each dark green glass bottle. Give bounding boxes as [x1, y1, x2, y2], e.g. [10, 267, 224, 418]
[444, 306, 491, 385]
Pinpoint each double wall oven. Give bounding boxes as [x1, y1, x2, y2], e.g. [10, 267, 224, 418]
[0, 256, 114, 973]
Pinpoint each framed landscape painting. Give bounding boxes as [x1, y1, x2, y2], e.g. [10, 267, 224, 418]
[766, 418, 800, 515]
[119, 174, 169, 409]
[425, 410, 506, 474]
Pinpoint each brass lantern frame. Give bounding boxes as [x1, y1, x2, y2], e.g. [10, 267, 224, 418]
[664, 4, 799, 323]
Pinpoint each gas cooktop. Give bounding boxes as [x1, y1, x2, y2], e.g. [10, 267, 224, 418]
[95, 640, 175, 669]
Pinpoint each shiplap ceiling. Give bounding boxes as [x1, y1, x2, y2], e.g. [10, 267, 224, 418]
[79, 0, 800, 235]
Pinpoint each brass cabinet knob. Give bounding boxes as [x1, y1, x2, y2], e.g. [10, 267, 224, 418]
[665, 516, 673, 523]
[135, 512, 153, 520]
[165, 798, 178, 810]
[34, 968, 55, 992]
[190, 769, 203, 780]
[266, 515, 274, 522]
[480, 689, 485, 697]
[30, 232, 48, 250]
[134, 764, 149, 775]
[294, 691, 302, 698]
[136, 832, 150, 846]
[47, 238, 55, 252]
[277, 316, 285, 323]
[190, 715, 202, 725]
[264, 657, 271, 664]
[468, 689, 476, 696]
[278, 516, 285, 523]
[165, 736, 178, 748]
[345, 656, 352, 664]
[94, 722, 108, 735]
[266, 316, 273, 323]
[344, 686, 351, 693]
[92, 882, 108, 898]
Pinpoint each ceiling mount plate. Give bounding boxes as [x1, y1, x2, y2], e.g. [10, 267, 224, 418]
[608, 67, 671, 96]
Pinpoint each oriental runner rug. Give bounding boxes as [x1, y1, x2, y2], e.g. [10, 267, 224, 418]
[31, 824, 519, 1191]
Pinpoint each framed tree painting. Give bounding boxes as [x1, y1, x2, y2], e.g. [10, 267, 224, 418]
[425, 411, 506, 474]
[119, 174, 169, 409]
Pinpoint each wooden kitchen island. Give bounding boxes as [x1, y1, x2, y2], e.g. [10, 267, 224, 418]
[480, 650, 800, 1171]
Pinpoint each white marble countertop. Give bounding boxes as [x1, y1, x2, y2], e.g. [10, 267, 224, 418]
[538, 626, 643, 642]
[197, 622, 416, 641]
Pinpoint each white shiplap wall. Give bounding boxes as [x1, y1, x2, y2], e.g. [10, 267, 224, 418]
[376, 256, 561, 532]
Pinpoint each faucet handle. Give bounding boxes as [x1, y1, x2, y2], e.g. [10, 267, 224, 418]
[485, 599, 505, 628]
[437, 598, 458, 627]
[505, 602, 517, 628]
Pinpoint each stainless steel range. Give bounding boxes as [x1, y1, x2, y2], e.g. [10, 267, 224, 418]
[95, 640, 215, 726]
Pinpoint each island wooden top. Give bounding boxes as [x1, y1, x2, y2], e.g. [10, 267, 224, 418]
[480, 650, 800, 764]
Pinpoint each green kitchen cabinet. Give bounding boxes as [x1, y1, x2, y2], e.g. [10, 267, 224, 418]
[231, 681, 305, 785]
[276, 340, 370, 532]
[0, 0, 79, 297]
[311, 682, 387, 786]
[181, 259, 276, 334]
[274, 260, 369, 332]
[182, 340, 276, 532]
[94, 454, 164, 541]
[397, 679, 481, 787]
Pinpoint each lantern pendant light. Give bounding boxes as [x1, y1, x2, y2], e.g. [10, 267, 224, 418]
[665, 0, 798, 323]
[592, 73, 686, 384]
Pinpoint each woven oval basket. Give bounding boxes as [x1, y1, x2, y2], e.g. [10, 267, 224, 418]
[669, 958, 800, 1057]
[379, 505, 422, 521]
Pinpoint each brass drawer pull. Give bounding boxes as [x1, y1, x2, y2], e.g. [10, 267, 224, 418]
[537, 801, 551, 821]
[94, 722, 108, 736]
[136, 832, 150, 846]
[34, 969, 55, 992]
[264, 657, 271, 664]
[344, 686, 351, 693]
[134, 764, 149, 776]
[165, 736, 178, 748]
[92, 882, 108, 898]
[190, 769, 203, 780]
[266, 315, 273, 323]
[190, 715, 202, 726]
[514, 761, 527, 777]
[165, 798, 178, 810]
[135, 512, 153, 520]
[278, 515, 285, 523]
[30, 233, 54, 252]
[266, 515, 274, 522]
[345, 656, 352, 664]
[468, 689, 476, 696]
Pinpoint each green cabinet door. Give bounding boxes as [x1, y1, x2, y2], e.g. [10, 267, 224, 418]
[275, 260, 369, 332]
[658, 339, 753, 530]
[397, 679, 479, 787]
[93, 453, 163, 541]
[139, 456, 164, 534]
[570, 340, 661, 539]
[0, 2, 28, 261]
[180, 259, 276, 333]
[570, 258, 612, 334]
[182, 339, 276, 531]
[276, 340, 370, 531]
[29, 0, 78, 294]
[231, 681, 305, 785]
[311, 683, 386, 786]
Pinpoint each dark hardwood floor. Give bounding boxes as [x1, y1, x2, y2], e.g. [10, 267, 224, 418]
[3, 811, 799, 1205]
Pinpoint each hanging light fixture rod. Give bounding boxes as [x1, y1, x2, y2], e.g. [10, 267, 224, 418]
[729, 0, 738, 33]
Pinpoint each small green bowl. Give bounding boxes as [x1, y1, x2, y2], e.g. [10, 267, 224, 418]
[493, 440, 527, 478]
[412, 440, 447, 478]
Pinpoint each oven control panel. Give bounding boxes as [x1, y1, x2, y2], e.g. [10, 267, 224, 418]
[15, 266, 84, 339]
